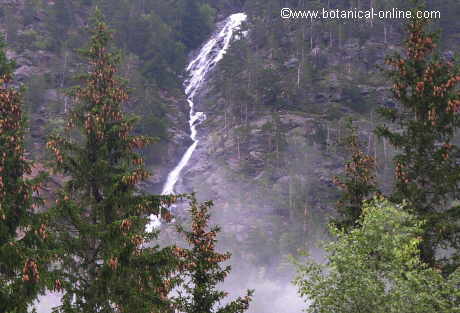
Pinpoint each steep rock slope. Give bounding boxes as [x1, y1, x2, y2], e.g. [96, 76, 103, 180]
[170, 1, 460, 270]
[0, 0, 193, 192]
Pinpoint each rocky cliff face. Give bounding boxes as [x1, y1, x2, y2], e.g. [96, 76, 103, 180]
[0, 0, 192, 194]
[4, 2, 460, 312]
[3, 0, 460, 273]
[166, 8, 459, 269]
[171, 32, 397, 264]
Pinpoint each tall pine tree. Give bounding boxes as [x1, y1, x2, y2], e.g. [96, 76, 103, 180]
[376, 4, 460, 273]
[173, 195, 253, 313]
[0, 36, 52, 313]
[333, 120, 378, 232]
[46, 11, 180, 313]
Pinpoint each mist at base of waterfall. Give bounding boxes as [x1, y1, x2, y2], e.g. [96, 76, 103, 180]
[223, 264, 306, 313]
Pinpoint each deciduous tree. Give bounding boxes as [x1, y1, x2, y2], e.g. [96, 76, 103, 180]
[294, 197, 460, 313]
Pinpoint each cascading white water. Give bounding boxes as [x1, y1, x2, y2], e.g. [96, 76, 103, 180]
[34, 14, 248, 313]
[146, 13, 247, 232]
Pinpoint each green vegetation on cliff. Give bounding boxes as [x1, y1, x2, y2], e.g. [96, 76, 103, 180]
[0, 1, 460, 312]
[0, 12, 254, 313]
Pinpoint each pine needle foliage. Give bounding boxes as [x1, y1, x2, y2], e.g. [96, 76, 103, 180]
[46, 10, 180, 313]
[0, 35, 52, 313]
[375, 3, 460, 272]
[174, 195, 253, 313]
[333, 120, 377, 232]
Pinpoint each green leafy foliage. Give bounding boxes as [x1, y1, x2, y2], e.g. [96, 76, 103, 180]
[293, 197, 460, 313]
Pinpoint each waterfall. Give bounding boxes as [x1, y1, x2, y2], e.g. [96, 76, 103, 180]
[146, 13, 247, 232]
[33, 13, 248, 313]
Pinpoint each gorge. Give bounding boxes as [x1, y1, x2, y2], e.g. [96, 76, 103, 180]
[147, 12, 248, 232]
[1, 1, 459, 312]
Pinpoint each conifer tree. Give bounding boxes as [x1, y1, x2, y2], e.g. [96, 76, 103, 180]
[0, 36, 52, 313]
[46, 11, 180, 313]
[174, 196, 253, 313]
[46, 0, 73, 51]
[376, 5, 460, 272]
[333, 120, 377, 232]
[181, 0, 213, 50]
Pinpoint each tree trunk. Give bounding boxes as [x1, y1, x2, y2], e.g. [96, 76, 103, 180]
[383, 137, 387, 164]
[237, 136, 241, 160]
[62, 51, 68, 112]
[384, 24, 388, 43]
[370, 0, 374, 27]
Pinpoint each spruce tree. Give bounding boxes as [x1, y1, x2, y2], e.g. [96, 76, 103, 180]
[174, 196, 253, 313]
[0, 36, 52, 313]
[333, 120, 377, 232]
[376, 6, 460, 272]
[46, 11, 180, 313]
[46, 0, 73, 51]
[181, 0, 212, 50]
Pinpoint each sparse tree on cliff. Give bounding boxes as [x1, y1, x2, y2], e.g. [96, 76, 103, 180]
[376, 4, 460, 273]
[181, 0, 215, 50]
[0, 36, 52, 313]
[46, 11, 180, 313]
[174, 195, 253, 313]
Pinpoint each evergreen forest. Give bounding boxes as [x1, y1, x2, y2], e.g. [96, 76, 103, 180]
[1, 1, 460, 312]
